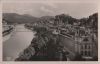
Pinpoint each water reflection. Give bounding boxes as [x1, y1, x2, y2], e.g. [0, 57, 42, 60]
[3, 24, 35, 61]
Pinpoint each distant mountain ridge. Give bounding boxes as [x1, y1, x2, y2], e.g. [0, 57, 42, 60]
[3, 13, 39, 23]
[3, 13, 98, 26]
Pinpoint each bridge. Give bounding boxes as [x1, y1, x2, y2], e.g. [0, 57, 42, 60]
[14, 24, 77, 60]
[14, 24, 32, 32]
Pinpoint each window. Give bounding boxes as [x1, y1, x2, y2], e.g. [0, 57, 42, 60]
[85, 45, 87, 49]
[81, 51, 83, 55]
[85, 51, 87, 56]
[83, 38, 88, 41]
[81, 45, 83, 49]
[87, 45, 91, 49]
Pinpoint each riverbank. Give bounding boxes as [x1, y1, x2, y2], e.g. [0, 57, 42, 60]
[16, 24, 98, 61]
[3, 24, 35, 61]
[15, 26, 76, 61]
[3, 27, 14, 37]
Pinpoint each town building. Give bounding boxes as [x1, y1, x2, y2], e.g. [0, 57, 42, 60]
[74, 27, 97, 60]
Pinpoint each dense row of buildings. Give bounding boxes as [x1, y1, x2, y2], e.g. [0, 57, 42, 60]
[34, 13, 98, 60]
[17, 13, 98, 61]
[53, 13, 98, 60]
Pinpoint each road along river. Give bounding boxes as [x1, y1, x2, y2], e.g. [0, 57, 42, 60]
[3, 24, 36, 61]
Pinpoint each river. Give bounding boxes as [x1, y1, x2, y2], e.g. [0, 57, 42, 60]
[3, 24, 36, 61]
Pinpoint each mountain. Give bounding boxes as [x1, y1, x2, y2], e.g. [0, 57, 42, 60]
[54, 14, 77, 25]
[88, 13, 98, 29]
[79, 13, 98, 29]
[3, 13, 98, 27]
[3, 13, 39, 23]
[40, 16, 54, 20]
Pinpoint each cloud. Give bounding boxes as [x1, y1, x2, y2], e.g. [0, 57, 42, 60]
[3, 2, 98, 18]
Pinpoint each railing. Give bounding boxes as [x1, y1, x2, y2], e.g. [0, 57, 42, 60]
[59, 34, 74, 41]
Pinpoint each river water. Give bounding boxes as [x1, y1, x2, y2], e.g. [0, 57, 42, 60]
[3, 24, 35, 61]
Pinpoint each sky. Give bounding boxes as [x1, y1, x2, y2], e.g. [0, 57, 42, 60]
[2, 1, 98, 19]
